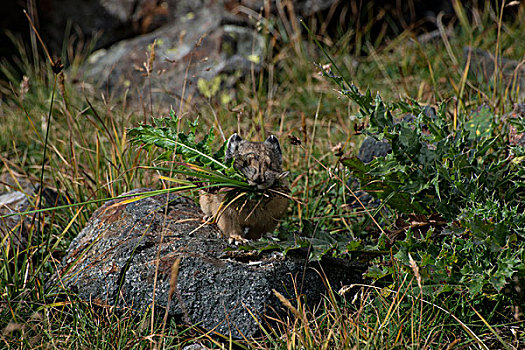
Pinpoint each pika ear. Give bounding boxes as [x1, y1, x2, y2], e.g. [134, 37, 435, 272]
[225, 133, 243, 162]
[264, 135, 282, 163]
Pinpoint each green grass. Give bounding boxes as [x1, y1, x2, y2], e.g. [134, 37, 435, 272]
[1, 1, 524, 348]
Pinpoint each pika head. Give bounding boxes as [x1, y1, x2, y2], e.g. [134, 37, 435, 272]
[225, 133, 286, 190]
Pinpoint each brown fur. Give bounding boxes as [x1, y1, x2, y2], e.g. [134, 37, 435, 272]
[200, 134, 289, 241]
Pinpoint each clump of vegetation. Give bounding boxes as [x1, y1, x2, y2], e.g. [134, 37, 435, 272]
[327, 65, 525, 304]
[128, 110, 251, 190]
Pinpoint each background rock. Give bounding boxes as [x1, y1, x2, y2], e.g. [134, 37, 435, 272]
[0, 186, 67, 252]
[0, 191, 30, 251]
[51, 188, 364, 338]
[357, 137, 392, 164]
[39, 0, 176, 52]
[77, 4, 264, 106]
[0, 0, 466, 103]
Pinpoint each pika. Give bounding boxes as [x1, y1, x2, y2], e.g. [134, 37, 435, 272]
[199, 133, 290, 242]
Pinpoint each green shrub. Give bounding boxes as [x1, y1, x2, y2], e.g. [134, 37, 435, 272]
[322, 65, 525, 305]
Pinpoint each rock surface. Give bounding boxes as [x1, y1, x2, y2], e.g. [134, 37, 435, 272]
[357, 137, 392, 164]
[78, 4, 265, 106]
[0, 185, 68, 252]
[71, 0, 349, 106]
[36, 0, 340, 53]
[39, 0, 176, 52]
[51, 188, 363, 338]
[0, 191, 30, 250]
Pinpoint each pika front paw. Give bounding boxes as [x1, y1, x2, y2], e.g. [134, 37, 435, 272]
[227, 234, 249, 245]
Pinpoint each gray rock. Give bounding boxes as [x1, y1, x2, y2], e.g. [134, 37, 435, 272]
[36, 0, 339, 55]
[344, 138, 390, 209]
[358, 137, 392, 164]
[40, 0, 176, 52]
[78, 5, 264, 106]
[0, 191, 30, 250]
[346, 178, 380, 210]
[74, 0, 343, 105]
[181, 344, 208, 350]
[0, 172, 34, 194]
[357, 104, 437, 164]
[349, 106, 438, 208]
[0, 187, 71, 252]
[50, 188, 363, 338]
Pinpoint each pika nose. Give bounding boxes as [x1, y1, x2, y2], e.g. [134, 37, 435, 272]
[253, 176, 265, 185]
